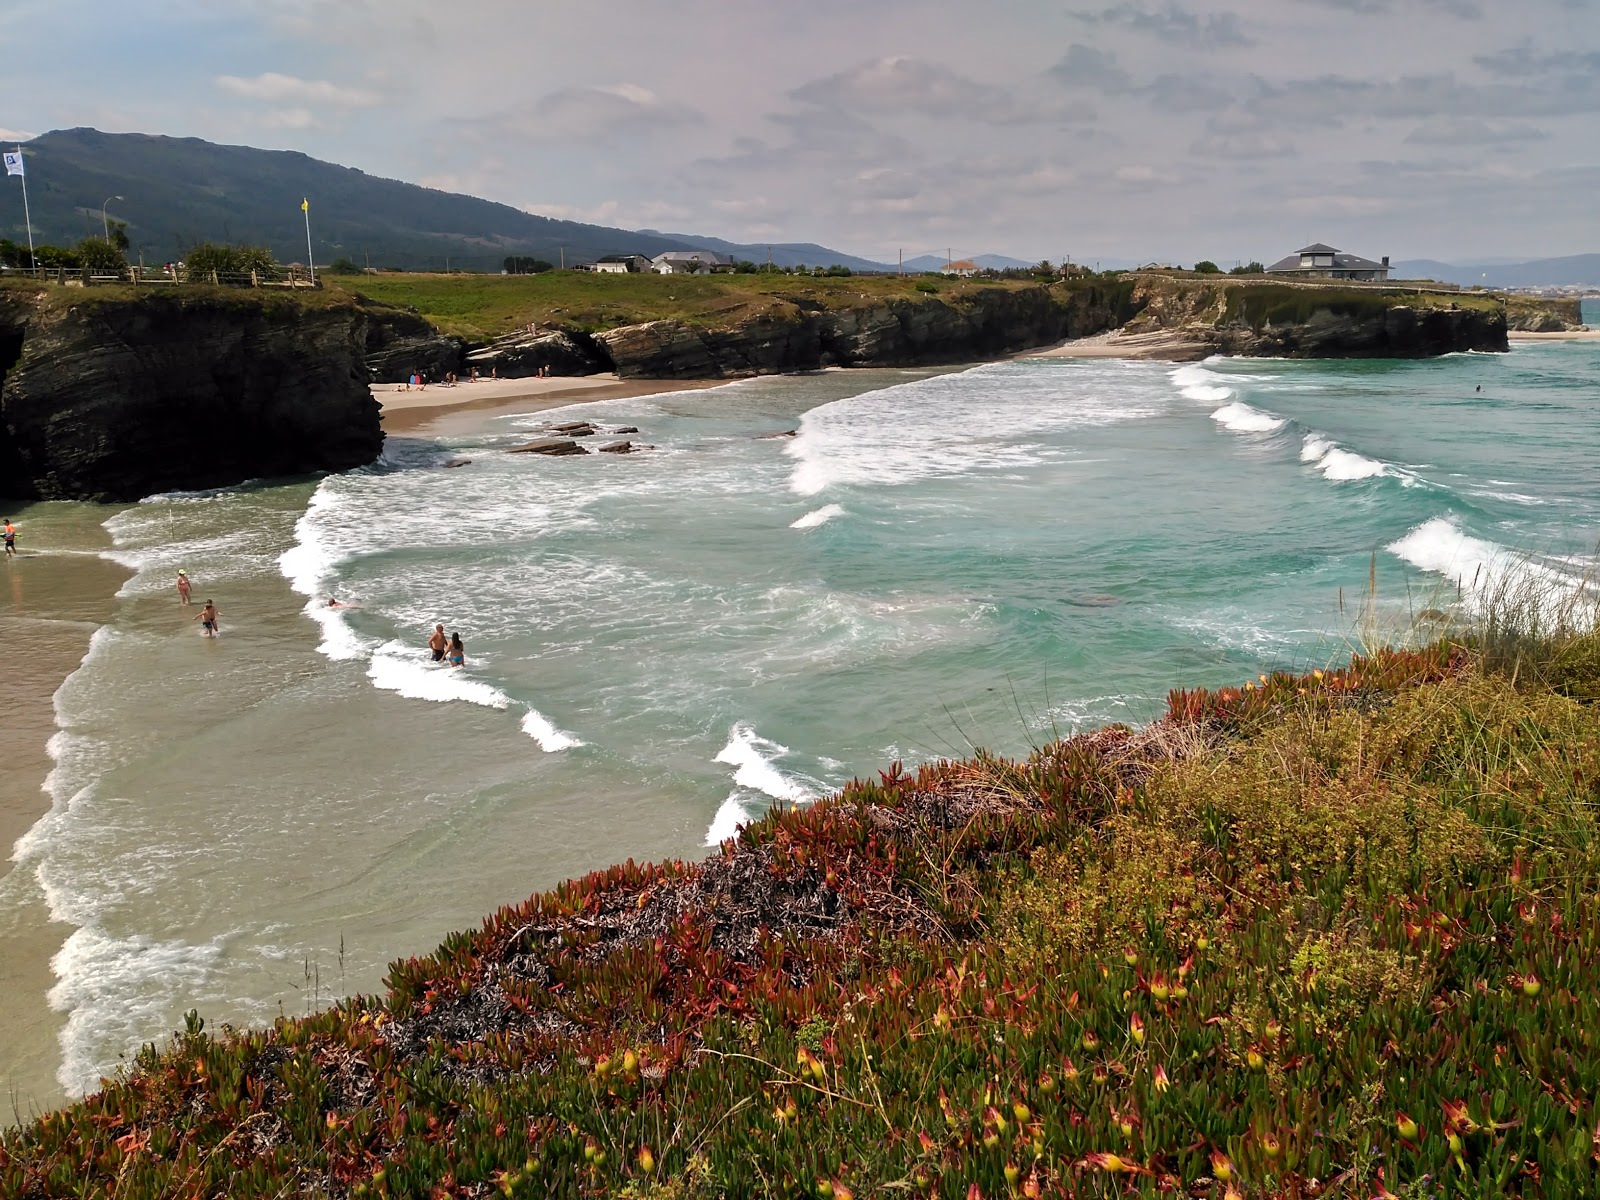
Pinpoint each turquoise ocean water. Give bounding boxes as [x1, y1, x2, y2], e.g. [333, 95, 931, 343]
[2, 307, 1596, 1106]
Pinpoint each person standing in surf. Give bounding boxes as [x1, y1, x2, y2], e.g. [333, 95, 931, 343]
[176, 569, 192, 605]
[3, 518, 16, 558]
[428, 624, 448, 663]
[194, 600, 221, 638]
[448, 633, 465, 667]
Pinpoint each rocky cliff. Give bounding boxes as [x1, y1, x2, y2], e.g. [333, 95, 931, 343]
[593, 282, 1142, 378]
[0, 287, 383, 502]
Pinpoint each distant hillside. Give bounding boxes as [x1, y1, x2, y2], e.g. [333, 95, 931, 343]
[638, 231, 887, 273]
[0, 128, 875, 274]
[1391, 254, 1600, 289]
[902, 253, 1038, 272]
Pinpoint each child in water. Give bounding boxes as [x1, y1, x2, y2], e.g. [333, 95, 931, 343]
[448, 632, 465, 666]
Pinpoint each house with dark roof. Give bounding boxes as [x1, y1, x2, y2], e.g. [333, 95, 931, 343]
[652, 251, 734, 275]
[593, 254, 654, 274]
[1266, 243, 1391, 282]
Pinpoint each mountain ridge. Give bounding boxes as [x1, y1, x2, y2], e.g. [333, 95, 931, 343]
[0, 128, 884, 273]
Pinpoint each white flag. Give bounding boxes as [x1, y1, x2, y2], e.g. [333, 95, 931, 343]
[2, 151, 22, 177]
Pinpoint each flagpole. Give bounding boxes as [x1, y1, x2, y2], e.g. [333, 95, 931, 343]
[302, 198, 315, 286]
[16, 146, 34, 270]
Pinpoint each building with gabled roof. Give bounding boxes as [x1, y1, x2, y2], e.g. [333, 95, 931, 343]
[1266, 243, 1391, 282]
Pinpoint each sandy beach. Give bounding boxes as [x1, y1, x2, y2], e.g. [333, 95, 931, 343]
[1024, 329, 1210, 361]
[377, 373, 722, 434]
[1509, 329, 1600, 342]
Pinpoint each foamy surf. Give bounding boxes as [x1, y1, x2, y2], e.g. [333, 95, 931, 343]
[48, 926, 224, 1096]
[1209, 402, 1286, 434]
[705, 793, 760, 846]
[714, 723, 812, 803]
[1300, 434, 1388, 482]
[791, 504, 846, 530]
[1387, 517, 1593, 613]
[1169, 364, 1233, 403]
[367, 651, 513, 709]
[520, 709, 583, 752]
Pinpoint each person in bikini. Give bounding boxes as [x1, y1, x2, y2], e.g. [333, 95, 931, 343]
[176, 569, 192, 605]
[428, 624, 448, 662]
[448, 632, 465, 666]
[194, 600, 221, 637]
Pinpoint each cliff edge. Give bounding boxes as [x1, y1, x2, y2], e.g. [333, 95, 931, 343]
[0, 286, 383, 503]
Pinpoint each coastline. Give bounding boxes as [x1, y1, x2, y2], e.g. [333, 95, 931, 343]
[377, 373, 723, 434]
[1508, 329, 1600, 342]
[0, 510, 131, 1118]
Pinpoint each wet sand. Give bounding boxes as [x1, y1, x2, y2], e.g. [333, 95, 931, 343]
[1509, 329, 1600, 342]
[0, 509, 130, 1117]
[378, 374, 722, 435]
[1024, 329, 1209, 361]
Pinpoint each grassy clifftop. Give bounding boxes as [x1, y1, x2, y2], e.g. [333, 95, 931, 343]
[331, 273, 1055, 343]
[5, 628, 1600, 1198]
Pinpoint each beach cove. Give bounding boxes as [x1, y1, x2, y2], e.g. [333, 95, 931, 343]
[2, 313, 1598, 1115]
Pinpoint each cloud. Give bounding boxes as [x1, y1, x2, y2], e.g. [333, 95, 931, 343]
[1404, 117, 1548, 144]
[0, 126, 36, 142]
[260, 109, 318, 130]
[1047, 44, 1133, 91]
[1076, 3, 1255, 48]
[1295, 0, 1482, 14]
[516, 84, 702, 140]
[215, 72, 380, 108]
[791, 57, 1027, 123]
[1474, 44, 1600, 76]
[1192, 132, 1296, 159]
[1254, 70, 1600, 122]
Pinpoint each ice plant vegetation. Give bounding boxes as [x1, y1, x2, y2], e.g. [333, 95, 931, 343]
[4, 638, 1600, 1196]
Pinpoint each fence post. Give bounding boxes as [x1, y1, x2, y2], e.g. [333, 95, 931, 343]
[250, 269, 259, 288]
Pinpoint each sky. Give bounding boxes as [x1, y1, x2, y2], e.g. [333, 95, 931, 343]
[0, 0, 1595, 265]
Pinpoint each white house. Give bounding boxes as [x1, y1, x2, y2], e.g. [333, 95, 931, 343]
[942, 259, 979, 277]
[652, 251, 734, 275]
[1265, 243, 1391, 282]
[593, 254, 653, 274]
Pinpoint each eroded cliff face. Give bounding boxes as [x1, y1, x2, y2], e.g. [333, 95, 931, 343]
[594, 282, 1141, 378]
[0, 289, 382, 502]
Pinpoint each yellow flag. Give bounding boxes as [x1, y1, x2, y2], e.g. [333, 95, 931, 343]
[301, 198, 309, 212]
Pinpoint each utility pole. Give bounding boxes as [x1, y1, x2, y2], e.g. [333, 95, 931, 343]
[898, 248, 903, 277]
[767, 245, 772, 271]
[560, 245, 566, 270]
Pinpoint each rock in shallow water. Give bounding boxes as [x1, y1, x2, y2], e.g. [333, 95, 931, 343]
[509, 438, 588, 457]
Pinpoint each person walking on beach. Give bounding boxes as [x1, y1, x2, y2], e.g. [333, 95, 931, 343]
[194, 600, 221, 638]
[448, 632, 465, 667]
[176, 569, 192, 605]
[3, 519, 16, 558]
[428, 624, 448, 662]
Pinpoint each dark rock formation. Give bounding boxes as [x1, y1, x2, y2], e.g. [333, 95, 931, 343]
[594, 283, 1143, 379]
[0, 288, 383, 502]
[550, 421, 598, 436]
[1210, 304, 1507, 358]
[466, 330, 607, 379]
[597, 440, 635, 454]
[509, 438, 587, 456]
[1505, 297, 1584, 333]
[362, 303, 464, 383]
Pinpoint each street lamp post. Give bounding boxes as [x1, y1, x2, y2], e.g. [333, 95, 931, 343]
[102, 195, 124, 242]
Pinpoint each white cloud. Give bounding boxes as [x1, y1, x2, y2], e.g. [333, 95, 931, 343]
[215, 73, 381, 108]
[0, 126, 36, 142]
[260, 109, 318, 130]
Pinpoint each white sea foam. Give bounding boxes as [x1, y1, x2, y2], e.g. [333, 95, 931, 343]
[1169, 364, 1234, 403]
[1300, 434, 1388, 481]
[367, 650, 513, 709]
[791, 503, 846, 530]
[520, 709, 583, 752]
[1209, 402, 1286, 433]
[704, 793, 759, 846]
[48, 926, 224, 1096]
[787, 361, 1166, 496]
[1387, 517, 1592, 612]
[714, 723, 811, 802]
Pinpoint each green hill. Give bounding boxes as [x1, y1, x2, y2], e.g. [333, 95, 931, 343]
[0, 129, 885, 273]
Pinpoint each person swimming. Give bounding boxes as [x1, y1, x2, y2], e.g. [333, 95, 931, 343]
[325, 596, 360, 609]
[448, 632, 465, 667]
[194, 600, 221, 638]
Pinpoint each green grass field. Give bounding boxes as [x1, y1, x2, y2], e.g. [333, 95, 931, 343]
[328, 272, 1035, 342]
